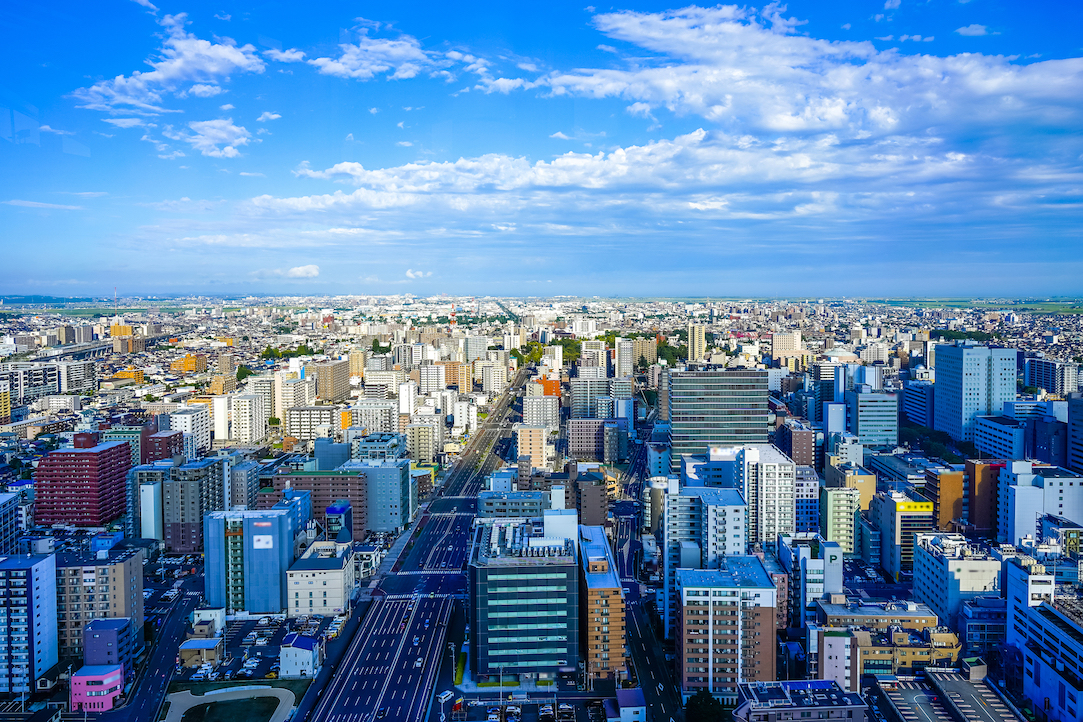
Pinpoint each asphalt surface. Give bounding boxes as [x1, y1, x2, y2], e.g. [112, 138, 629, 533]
[881, 681, 954, 722]
[307, 368, 529, 722]
[925, 672, 1020, 722]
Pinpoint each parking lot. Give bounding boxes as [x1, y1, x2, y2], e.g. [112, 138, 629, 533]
[452, 700, 601, 722]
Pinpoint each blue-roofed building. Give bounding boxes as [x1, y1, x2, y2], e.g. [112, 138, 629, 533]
[733, 680, 870, 722]
[280, 633, 324, 678]
[326, 500, 353, 542]
[675, 558, 778, 703]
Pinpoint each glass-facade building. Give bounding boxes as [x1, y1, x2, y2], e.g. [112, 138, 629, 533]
[668, 369, 769, 471]
[468, 519, 579, 682]
[204, 508, 295, 614]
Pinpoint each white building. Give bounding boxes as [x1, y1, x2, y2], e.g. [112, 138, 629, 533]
[777, 534, 844, 628]
[933, 342, 1016, 442]
[285, 406, 342, 442]
[231, 393, 268, 444]
[418, 364, 446, 394]
[1003, 554, 1054, 651]
[286, 541, 357, 617]
[974, 415, 1026, 460]
[523, 394, 560, 432]
[997, 462, 1083, 545]
[169, 405, 211, 455]
[481, 364, 507, 395]
[398, 380, 418, 416]
[351, 398, 398, 434]
[913, 533, 1001, 628]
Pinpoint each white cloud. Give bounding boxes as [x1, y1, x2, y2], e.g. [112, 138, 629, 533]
[369, 107, 379, 114]
[517, 62, 538, 72]
[103, 118, 147, 128]
[265, 48, 306, 62]
[71, 13, 264, 114]
[131, 0, 157, 10]
[309, 30, 431, 80]
[188, 83, 225, 97]
[841, 23, 851, 30]
[884, 0, 901, 9]
[68, 191, 108, 197]
[286, 264, 319, 278]
[405, 269, 432, 279]
[257, 111, 281, 122]
[163, 118, 251, 157]
[214, 12, 230, 20]
[955, 24, 988, 36]
[39, 125, 75, 135]
[397, 141, 413, 147]
[550, 131, 572, 140]
[219, 103, 234, 111]
[158, 150, 185, 160]
[240, 171, 265, 177]
[4, 200, 84, 210]
[597, 44, 618, 53]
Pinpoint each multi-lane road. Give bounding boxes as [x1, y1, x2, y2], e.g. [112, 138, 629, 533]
[308, 368, 528, 722]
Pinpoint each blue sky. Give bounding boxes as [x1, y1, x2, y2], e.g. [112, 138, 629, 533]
[2, 0, 1082, 297]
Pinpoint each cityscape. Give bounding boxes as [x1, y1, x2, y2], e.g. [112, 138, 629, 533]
[3, 1, 1083, 722]
[0, 296, 1080, 722]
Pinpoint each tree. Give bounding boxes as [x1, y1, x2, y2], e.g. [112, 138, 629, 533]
[685, 689, 725, 722]
[236, 365, 254, 382]
[371, 338, 383, 353]
[268, 417, 281, 427]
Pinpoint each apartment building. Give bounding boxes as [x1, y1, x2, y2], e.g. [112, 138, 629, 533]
[56, 547, 144, 660]
[0, 555, 57, 696]
[579, 525, 627, 680]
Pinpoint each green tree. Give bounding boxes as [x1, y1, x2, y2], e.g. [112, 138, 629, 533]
[236, 365, 254, 382]
[261, 345, 282, 359]
[685, 688, 726, 722]
[268, 417, 281, 427]
[371, 338, 384, 353]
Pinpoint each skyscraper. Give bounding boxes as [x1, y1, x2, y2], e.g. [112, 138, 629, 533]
[35, 437, 131, 527]
[668, 369, 768, 471]
[687, 322, 707, 363]
[933, 342, 1016, 442]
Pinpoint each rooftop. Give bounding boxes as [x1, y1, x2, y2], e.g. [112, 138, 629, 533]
[736, 680, 866, 710]
[676, 556, 773, 590]
[579, 525, 621, 590]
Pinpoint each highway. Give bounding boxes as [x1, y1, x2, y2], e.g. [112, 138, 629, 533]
[308, 368, 527, 722]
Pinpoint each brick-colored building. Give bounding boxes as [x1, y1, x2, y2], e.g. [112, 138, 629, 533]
[922, 466, 967, 530]
[579, 525, 627, 680]
[146, 430, 184, 462]
[35, 436, 131, 527]
[170, 354, 208, 374]
[675, 559, 777, 705]
[257, 469, 368, 541]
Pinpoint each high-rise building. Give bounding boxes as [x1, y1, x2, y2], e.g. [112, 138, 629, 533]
[571, 377, 610, 419]
[1025, 358, 1079, 396]
[633, 336, 658, 366]
[161, 457, 228, 552]
[933, 342, 1016, 442]
[902, 380, 935, 428]
[996, 461, 1083, 545]
[405, 422, 438, 464]
[921, 465, 967, 530]
[778, 534, 843, 628]
[674, 559, 777, 704]
[668, 369, 769, 471]
[515, 424, 548, 469]
[418, 363, 446, 394]
[285, 406, 343, 441]
[304, 359, 350, 402]
[168, 405, 211, 456]
[819, 486, 861, 553]
[468, 518, 579, 683]
[794, 466, 821, 534]
[204, 507, 297, 614]
[578, 525, 627, 680]
[56, 546, 144, 660]
[1069, 392, 1083, 474]
[231, 393, 268, 444]
[0, 554, 57, 696]
[967, 459, 1006, 536]
[686, 323, 707, 363]
[465, 335, 488, 363]
[35, 438, 131, 527]
[870, 491, 934, 582]
[776, 419, 815, 466]
[351, 398, 398, 433]
[524, 394, 560, 431]
[146, 430, 184, 462]
[338, 459, 414, 533]
[913, 533, 1000, 629]
[662, 482, 747, 635]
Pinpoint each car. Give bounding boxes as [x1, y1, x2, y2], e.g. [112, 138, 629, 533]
[190, 673, 205, 681]
[376, 708, 389, 719]
[438, 691, 454, 703]
[414, 657, 423, 668]
[413, 636, 420, 645]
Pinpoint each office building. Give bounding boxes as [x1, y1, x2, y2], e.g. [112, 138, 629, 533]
[933, 342, 1016, 442]
[817, 626, 959, 691]
[204, 508, 296, 614]
[35, 437, 131, 527]
[733, 681, 869, 722]
[338, 459, 414, 533]
[687, 323, 707, 363]
[1070, 392, 1083, 474]
[259, 469, 368, 541]
[997, 461, 1083, 545]
[778, 534, 843, 628]
[467, 518, 579, 682]
[70, 666, 124, 712]
[967, 459, 1006, 536]
[350, 432, 407, 461]
[870, 491, 934, 581]
[913, 533, 1001, 628]
[776, 419, 815, 467]
[662, 484, 748, 635]
[287, 541, 356, 617]
[975, 415, 1026, 460]
[957, 596, 1007, 654]
[479, 491, 551, 518]
[571, 377, 610, 419]
[902, 381, 935, 428]
[305, 359, 350, 402]
[56, 547, 144, 660]
[1020, 602, 1083, 722]
[1004, 555, 1054, 650]
[814, 598, 939, 633]
[0, 494, 18, 555]
[824, 462, 876, 510]
[0, 554, 57, 696]
[579, 525, 627, 680]
[668, 369, 769, 471]
[351, 398, 398, 434]
[844, 389, 898, 447]
[1025, 358, 1079, 396]
[675, 560, 777, 704]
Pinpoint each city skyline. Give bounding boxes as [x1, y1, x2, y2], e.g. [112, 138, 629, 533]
[3, 0, 1083, 296]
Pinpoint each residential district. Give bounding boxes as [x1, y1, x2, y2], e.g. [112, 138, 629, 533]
[1, 295, 1083, 722]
